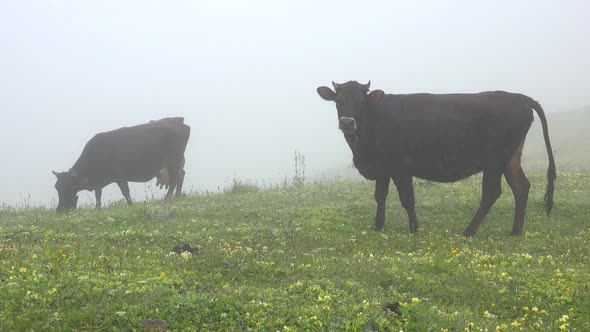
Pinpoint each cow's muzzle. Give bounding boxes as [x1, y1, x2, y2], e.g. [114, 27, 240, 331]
[56, 196, 78, 213]
[339, 117, 357, 135]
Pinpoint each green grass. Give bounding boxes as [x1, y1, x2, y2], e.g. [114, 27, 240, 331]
[224, 179, 261, 195]
[1, 171, 589, 331]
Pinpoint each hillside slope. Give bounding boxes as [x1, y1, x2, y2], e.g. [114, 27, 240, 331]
[1, 173, 589, 330]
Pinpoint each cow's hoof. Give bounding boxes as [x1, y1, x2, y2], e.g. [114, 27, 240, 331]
[510, 230, 523, 237]
[462, 228, 477, 237]
[373, 224, 384, 231]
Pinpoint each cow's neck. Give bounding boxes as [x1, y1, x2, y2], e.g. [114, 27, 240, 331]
[344, 134, 360, 158]
[344, 131, 370, 161]
[344, 115, 373, 161]
[69, 163, 92, 191]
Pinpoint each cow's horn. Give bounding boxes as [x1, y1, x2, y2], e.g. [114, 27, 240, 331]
[332, 81, 341, 89]
[52, 170, 59, 177]
[364, 80, 371, 90]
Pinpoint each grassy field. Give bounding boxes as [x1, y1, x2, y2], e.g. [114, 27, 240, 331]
[1, 170, 589, 331]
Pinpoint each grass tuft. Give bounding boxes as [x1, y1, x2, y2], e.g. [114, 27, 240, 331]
[224, 178, 260, 195]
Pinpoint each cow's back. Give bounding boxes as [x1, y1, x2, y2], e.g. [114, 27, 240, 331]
[368, 91, 535, 181]
[74, 118, 190, 185]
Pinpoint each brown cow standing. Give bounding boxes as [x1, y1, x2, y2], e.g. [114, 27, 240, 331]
[317, 81, 555, 236]
[53, 117, 190, 211]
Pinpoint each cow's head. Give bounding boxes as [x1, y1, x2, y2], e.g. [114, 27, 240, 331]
[317, 81, 384, 135]
[52, 170, 80, 212]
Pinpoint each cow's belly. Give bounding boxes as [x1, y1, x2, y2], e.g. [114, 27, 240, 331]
[397, 135, 519, 182]
[412, 165, 482, 182]
[109, 167, 160, 183]
[401, 151, 485, 183]
[126, 174, 158, 183]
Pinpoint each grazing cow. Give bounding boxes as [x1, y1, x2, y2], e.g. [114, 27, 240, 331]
[53, 117, 190, 211]
[317, 81, 556, 236]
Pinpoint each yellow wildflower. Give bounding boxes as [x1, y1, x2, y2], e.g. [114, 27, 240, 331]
[495, 323, 508, 331]
[483, 311, 497, 319]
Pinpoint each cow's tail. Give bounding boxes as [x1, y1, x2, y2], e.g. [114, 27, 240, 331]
[526, 96, 556, 216]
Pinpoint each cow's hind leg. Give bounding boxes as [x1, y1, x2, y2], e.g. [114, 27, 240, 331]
[117, 181, 133, 205]
[503, 142, 530, 236]
[175, 168, 185, 197]
[95, 188, 102, 209]
[393, 175, 419, 233]
[165, 167, 180, 199]
[463, 170, 503, 237]
[174, 158, 186, 197]
[373, 177, 390, 231]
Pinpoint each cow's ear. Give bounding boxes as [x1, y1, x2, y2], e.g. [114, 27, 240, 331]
[317, 86, 336, 101]
[367, 90, 384, 104]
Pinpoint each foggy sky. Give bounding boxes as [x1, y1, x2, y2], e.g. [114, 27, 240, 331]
[1, 1, 589, 207]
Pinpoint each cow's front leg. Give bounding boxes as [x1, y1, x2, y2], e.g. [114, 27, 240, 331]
[392, 175, 419, 233]
[95, 188, 102, 209]
[374, 177, 390, 230]
[117, 181, 133, 205]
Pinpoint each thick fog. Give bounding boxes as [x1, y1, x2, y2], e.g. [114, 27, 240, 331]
[1, 1, 589, 208]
